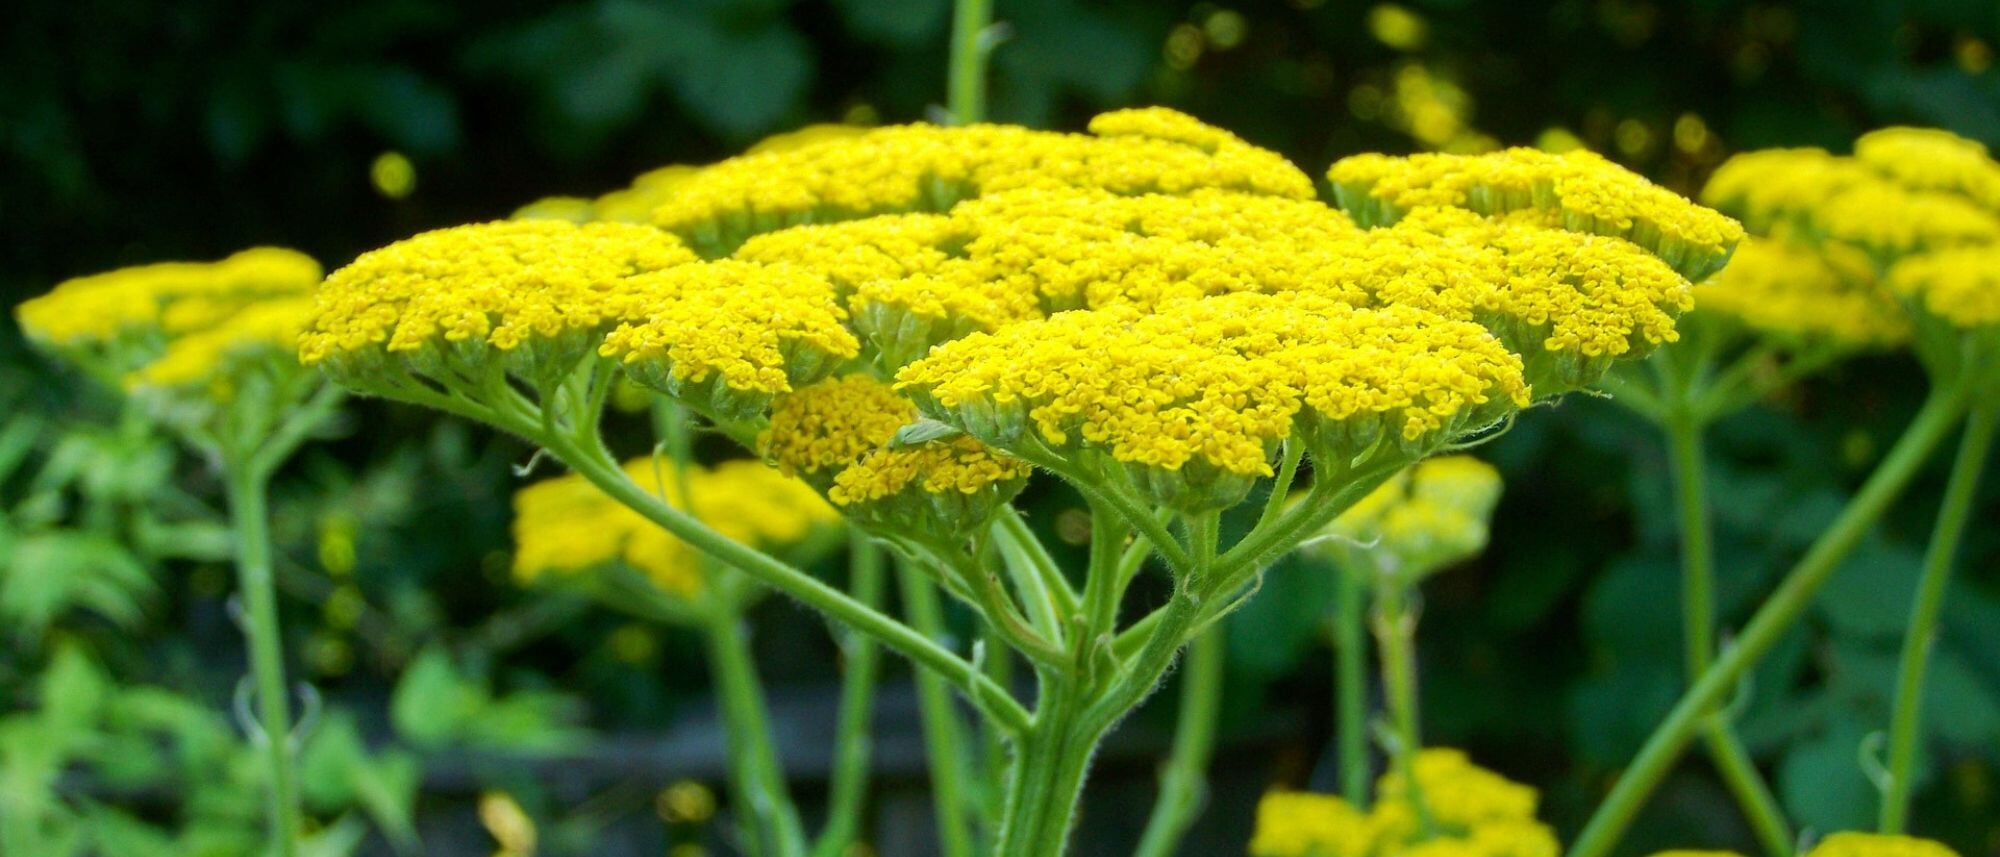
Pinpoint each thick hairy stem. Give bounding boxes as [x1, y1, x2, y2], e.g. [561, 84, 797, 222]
[812, 536, 887, 857]
[703, 603, 809, 857]
[1880, 403, 1998, 833]
[1568, 385, 1968, 857]
[898, 560, 979, 857]
[1663, 409, 1794, 856]
[223, 464, 301, 857]
[992, 682, 1104, 857]
[1132, 623, 1226, 857]
[545, 430, 1031, 733]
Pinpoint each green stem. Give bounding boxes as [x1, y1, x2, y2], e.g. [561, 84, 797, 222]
[1663, 408, 1795, 857]
[898, 560, 978, 857]
[1334, 563, 1371, 807]
[703, 601, 808, 857]
[992, 682, 1103, 857]
[1880, 403, 1998, 833]
[1372, 579, 1433, 834]
[812, 535, 887, 857]
[545, 430, 1031, 733]
[994, 510, 1075, 641]
[223, 464, 301, 857]
[1568, 384, 1968, 857]
[1132, 622, 1225, 857]
[947, 0, 994, 123]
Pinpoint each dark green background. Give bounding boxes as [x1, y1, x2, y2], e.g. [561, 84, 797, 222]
[4, 1, 1998, 854]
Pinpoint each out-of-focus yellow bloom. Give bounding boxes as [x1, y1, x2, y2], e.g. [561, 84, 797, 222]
[1802, 833, 1960, 857]
[512, 196, 595, 223]
[479, 791, 536, 857]
[1888, 247, 2000, 331]
[1368, 4, 1429, 51]
[1855, 127, 2000, 212]
[1250, 791, 1373, 857]
[1329, 148, 1745, 281]
[511, 457, 836, 598]
[129, 296, 317, 395]
[1319, 456, 1500, 582]
[1646, 852, 1743, 857]
[1693, 233, 1908, 347]
[18, 247, 321, 349]
[1249, 749, 1556, 857]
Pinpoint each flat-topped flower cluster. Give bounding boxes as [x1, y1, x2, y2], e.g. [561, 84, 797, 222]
[1699, 128, 2000, 374]
[1249, 749, 1559, 857]
[302, 107, 1734, 524]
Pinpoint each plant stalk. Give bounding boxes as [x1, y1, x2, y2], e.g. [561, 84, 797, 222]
[224, 464, 301, 857]
[1334, 563, 1371, 806]
[703, 602, 809, 857]
[1132, 622, 1226, 857]
[1372, 578, 1432, 833]
[898, 559, 978, 857]
[813, 535, 887, 857]
[1880, 403, 1998, 832]
[1662, 408, 1794, 856]
[948, 0, 994, 123]
[1567, 384, 1968, 857]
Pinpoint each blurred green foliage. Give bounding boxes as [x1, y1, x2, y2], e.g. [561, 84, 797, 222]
[5, 0, 2000, 854]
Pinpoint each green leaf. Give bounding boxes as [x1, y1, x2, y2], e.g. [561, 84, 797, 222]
[1778, 719, 1878, 832]
[1, 531, 155, 636]
[82, 804, 175, 857]
[1814, 540, 1921, 640]
[390, 646, 474, 749]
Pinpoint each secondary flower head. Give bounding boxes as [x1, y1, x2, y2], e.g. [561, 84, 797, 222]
[1704, 126, 2000, 381]
[1317, 456, 1501, 583]
[20, 248, 331, 442]
[1328, 148, 1745, 281]
[651, 108, 1315, 255]
[512, 457, 837, 599]
[896, 295, 1527, 511]
[18, 247, 321, 364]
[1249, 749, 1556, 857]
[1692, 232, 1908, 349]
[761, 374, 1028, 536]
[1803, 834, 1960, 857]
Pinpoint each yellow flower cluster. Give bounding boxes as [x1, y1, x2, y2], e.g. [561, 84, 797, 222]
[314, 108, 1728, 511]
[131, 297, 318, 393]
[1320, 455, 1501, 581]
[300, 220, 695, 378]
[650, 108, 1314, 254]
[1328, 148, 1745, 280]
[1647, 833, 1961, 857]
[1855, 127, 2000, 212]
[18, 247, 321, 349]
[596, 260, 859, 417]
[898, 294, 1528, 509]
[512, 457, 836, 598]
[1249, 749, 1557, 857]
[1704, 127, 2000, 370]
[1693, 233, 1908, 347]
[1888, 248, 2000, 330]
[761, 375, 1029, 533]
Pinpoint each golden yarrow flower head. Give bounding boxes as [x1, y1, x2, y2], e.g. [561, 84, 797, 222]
[1328, 147, 1745, 281]
[762, 375, 1029, 537]
[1803, 833, 1960, 857]
[1248, 749, 1556, 857]
[651, 108, 1313, 255]
[512, 457, 837, 599]
[896, 294, 1527, 512]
